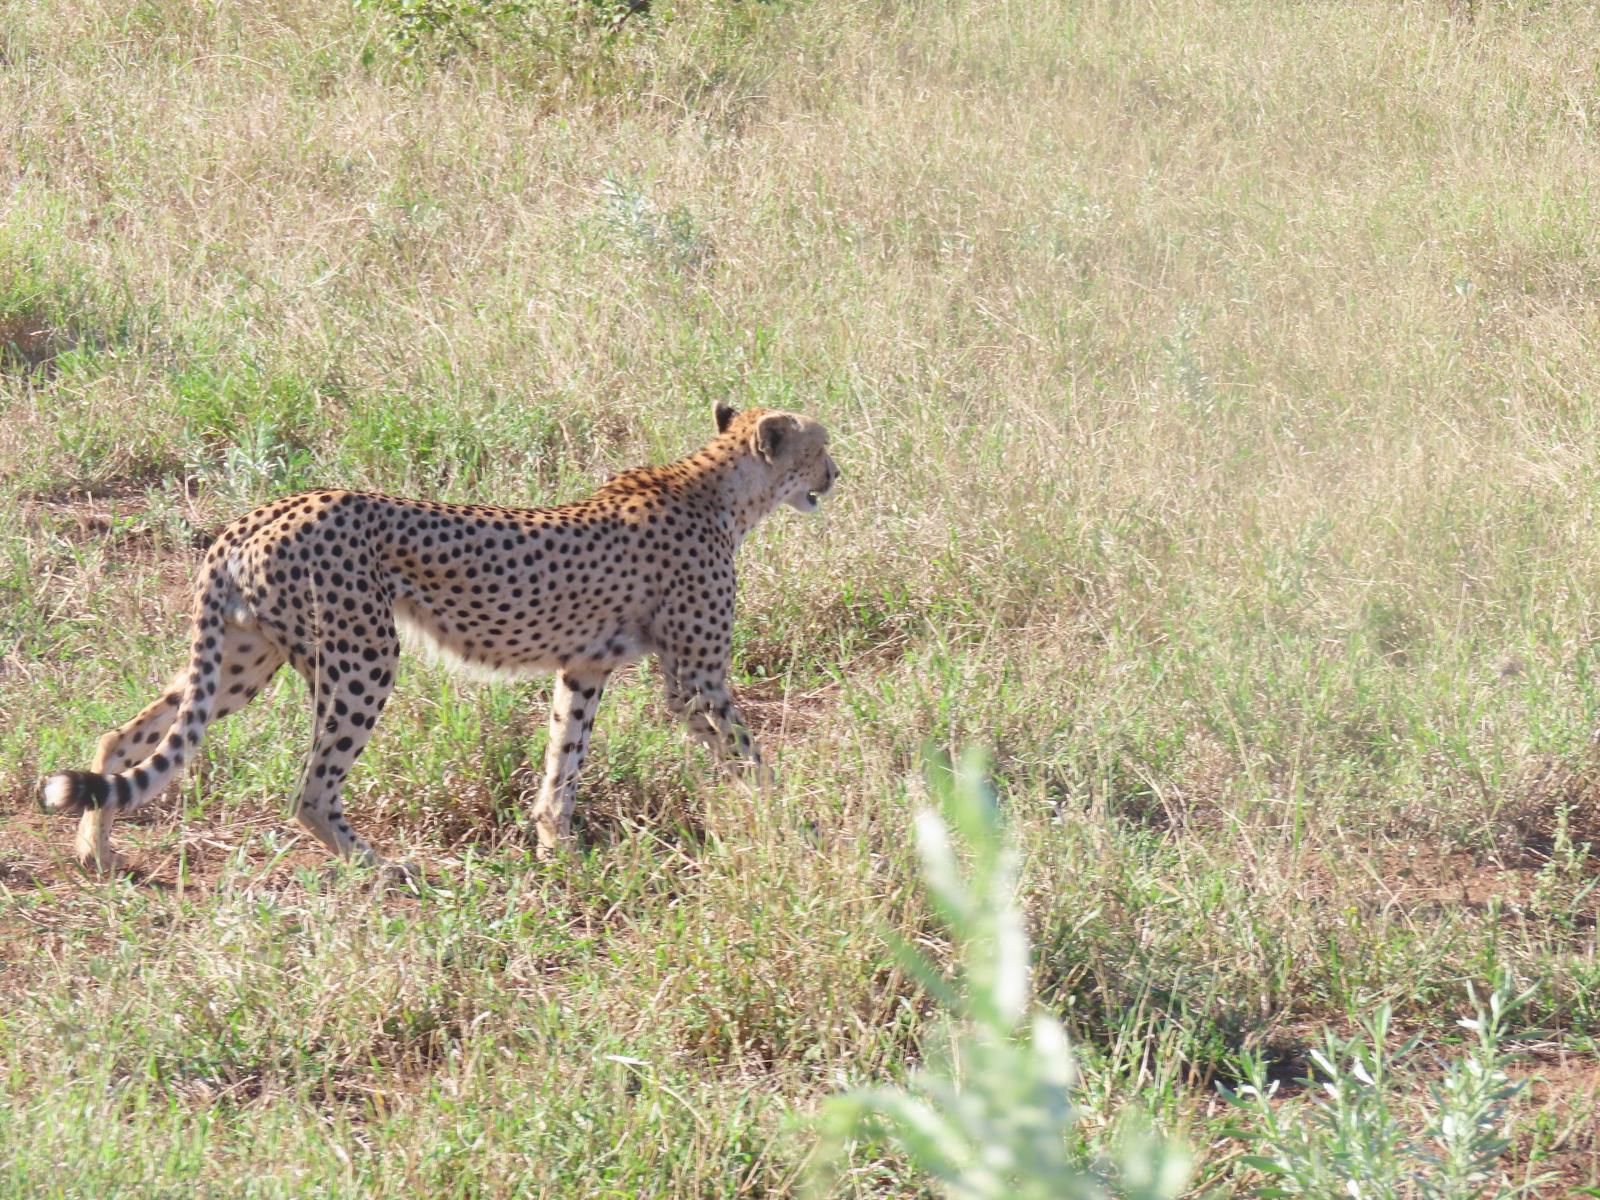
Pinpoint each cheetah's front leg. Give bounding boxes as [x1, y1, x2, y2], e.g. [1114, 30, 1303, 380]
[532, 669, 610, 854]
[659, 656, 770, 786]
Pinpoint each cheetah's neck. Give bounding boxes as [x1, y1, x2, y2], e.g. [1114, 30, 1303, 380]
[709, 454, 786, 546]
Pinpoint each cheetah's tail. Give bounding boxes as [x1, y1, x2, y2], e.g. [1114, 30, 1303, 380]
[39, 569, 233, 817]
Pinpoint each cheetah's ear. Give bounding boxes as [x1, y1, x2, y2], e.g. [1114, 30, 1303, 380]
[753, 412, 799, 463]
[714, 403, 738, 434]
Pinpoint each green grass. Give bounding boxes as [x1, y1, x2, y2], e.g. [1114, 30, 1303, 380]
[5, 0, 1600, 1193]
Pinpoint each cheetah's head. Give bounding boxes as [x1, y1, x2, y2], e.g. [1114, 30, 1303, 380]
[717, 403, 838, 513]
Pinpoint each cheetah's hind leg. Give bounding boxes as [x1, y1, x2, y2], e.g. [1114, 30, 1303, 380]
[59, 624, 286, 874]
[285, 621, 401, 872]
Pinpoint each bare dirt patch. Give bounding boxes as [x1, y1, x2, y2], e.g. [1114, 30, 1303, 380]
[1504, 1048, 1600, 1192]
[18, 485, 214, 559]
[1370, 845, 1545, 911]
[0, 313, 71, 376]
[1282, 837, 1597, 929]
[0, 799, 432, 905]
[738, 677, 840, 740]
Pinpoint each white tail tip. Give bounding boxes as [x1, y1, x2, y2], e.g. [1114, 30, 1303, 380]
[40, 774, 75, 813]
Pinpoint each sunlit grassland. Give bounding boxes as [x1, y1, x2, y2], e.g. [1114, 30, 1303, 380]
[5, 0, 1600, 1193]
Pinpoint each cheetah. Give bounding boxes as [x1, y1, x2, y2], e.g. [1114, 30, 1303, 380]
[39, 404, 838, 875]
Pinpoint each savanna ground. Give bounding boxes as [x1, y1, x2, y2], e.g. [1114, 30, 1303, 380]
[4, 0, 1600, 1193]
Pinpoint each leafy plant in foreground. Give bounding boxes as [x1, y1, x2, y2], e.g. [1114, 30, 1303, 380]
[814, 748, 1192, 1200]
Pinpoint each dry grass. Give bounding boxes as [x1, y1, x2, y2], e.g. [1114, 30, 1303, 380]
[5, 0, 1600, 1193]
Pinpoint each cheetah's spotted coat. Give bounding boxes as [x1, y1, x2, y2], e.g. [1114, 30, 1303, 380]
[40, 405, 837, 874]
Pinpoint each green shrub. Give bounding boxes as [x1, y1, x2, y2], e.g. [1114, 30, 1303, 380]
[814, 749, 1192, 1200]
[353, 0, 636, 58]
[1222, 986, 1552, 1199]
